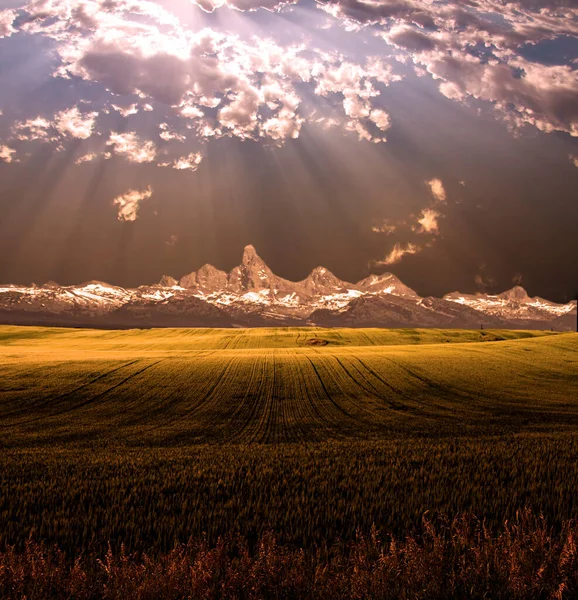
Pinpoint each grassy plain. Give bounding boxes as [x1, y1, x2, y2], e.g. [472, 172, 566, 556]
[0, 325, 577, 557]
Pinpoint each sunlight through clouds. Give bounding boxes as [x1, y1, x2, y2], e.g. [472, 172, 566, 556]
[0, 0, 576, 296]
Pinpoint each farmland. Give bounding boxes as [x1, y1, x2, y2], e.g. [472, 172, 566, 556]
[1, 325, 577, 562]
[1, 326, 575, 446]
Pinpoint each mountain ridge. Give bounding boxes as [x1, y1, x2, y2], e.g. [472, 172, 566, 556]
[0, 245, 575, 330]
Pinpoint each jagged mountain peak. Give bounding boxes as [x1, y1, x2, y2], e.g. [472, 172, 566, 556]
[241, 244, 264, 265]
[228, 245, 275, 293]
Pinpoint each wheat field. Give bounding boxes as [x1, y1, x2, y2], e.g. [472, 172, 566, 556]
[1, 325, 577, 559]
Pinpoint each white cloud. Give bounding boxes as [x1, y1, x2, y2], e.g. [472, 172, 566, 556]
[369, 109, 391, 131]
[570, 155, 578, 169]
[5, 0, 575, 164]
[375, 242, 420, 266]
[159, 123, 186, 142]
[113, 186, 153, 221]
[0, 145, 16, 163]
[426, 178, 447, 203]
[13, 117, 53, 141]
[416, 208, 440, 234]
[111, 103, 139, 117]
[55, 107, 98, 139]
[2, 0, 410, 150]
[172, 152, 203, 171]
[13, 108, 97, 143]
[107, 132, 157, 163]
[317, 0, 578, 137]
[75, 152, 98, 165]
[0, 9, 17, 38]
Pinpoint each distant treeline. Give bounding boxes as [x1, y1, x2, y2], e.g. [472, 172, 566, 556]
[1, 510, 577, 599]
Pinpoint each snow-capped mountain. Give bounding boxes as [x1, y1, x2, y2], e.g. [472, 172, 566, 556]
[0, 246, 575, 330]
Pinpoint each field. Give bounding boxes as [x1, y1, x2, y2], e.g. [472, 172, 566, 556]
[1, 326, 576, 447]
[1, 326, 578, 597]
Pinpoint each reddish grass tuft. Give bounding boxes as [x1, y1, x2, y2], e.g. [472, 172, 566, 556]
[1, 510, 577, 599]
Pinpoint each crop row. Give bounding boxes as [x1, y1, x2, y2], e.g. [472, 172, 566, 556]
[1, 334, 577, 446]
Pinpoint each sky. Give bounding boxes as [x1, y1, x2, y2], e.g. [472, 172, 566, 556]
[0, 0, 577, 302]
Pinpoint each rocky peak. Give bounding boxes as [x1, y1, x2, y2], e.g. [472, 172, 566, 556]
[229, 245, 274, 293]
[498, 286, 530, 302]
[241, 244, 262, 265]
[180, 264, 228, 291]
[305, 267, 349, 290]
[159, 275, 178, 287]
[357, 272, 419, 298]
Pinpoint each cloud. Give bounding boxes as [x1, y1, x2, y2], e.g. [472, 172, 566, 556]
[425, 51, 578, 137]
[4, 0, 577, 172]
[113, 186, 153, 222]
[426, 178, 447, 203]
[13, 107, 97, 143]
[0, 9, 17, 38]
[416, 208, 440, 234]
[385, 25, 438, 52]
[317, 0, 578, 137]
[0, 145, 16, 163]
[192, 0, 296, 12]
[159, 123, 186, 142]
[375, 242, 420, 266]
[369, 109, 391, 132]
[111, 103, 139, 117]
[4, 2, 405, 146]
[172, 152, 203, 171]
[75, 152, 99, 165]
[372, 219, 396, 234]
[55, 107, 98, 139]
[13, 117, 54, 142]
[570, 155, 578, 168]
[107, 132, 157, 163]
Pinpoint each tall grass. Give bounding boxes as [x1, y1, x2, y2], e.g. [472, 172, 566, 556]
[1, 511, 577, 599]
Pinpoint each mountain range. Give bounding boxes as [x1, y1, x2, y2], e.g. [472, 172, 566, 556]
[0, 245, 575, 330]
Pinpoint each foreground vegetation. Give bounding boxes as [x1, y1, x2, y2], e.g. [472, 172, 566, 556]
[1, 511, 577, 599]
[0, 326, 577, 595]
[2, 436, 578, 555]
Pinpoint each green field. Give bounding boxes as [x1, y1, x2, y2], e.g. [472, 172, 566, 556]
[1, 325, 577, 555]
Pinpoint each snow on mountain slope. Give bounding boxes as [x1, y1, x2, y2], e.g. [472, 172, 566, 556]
[0, 247, 575, 329]
[444, 287, 576, 321]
